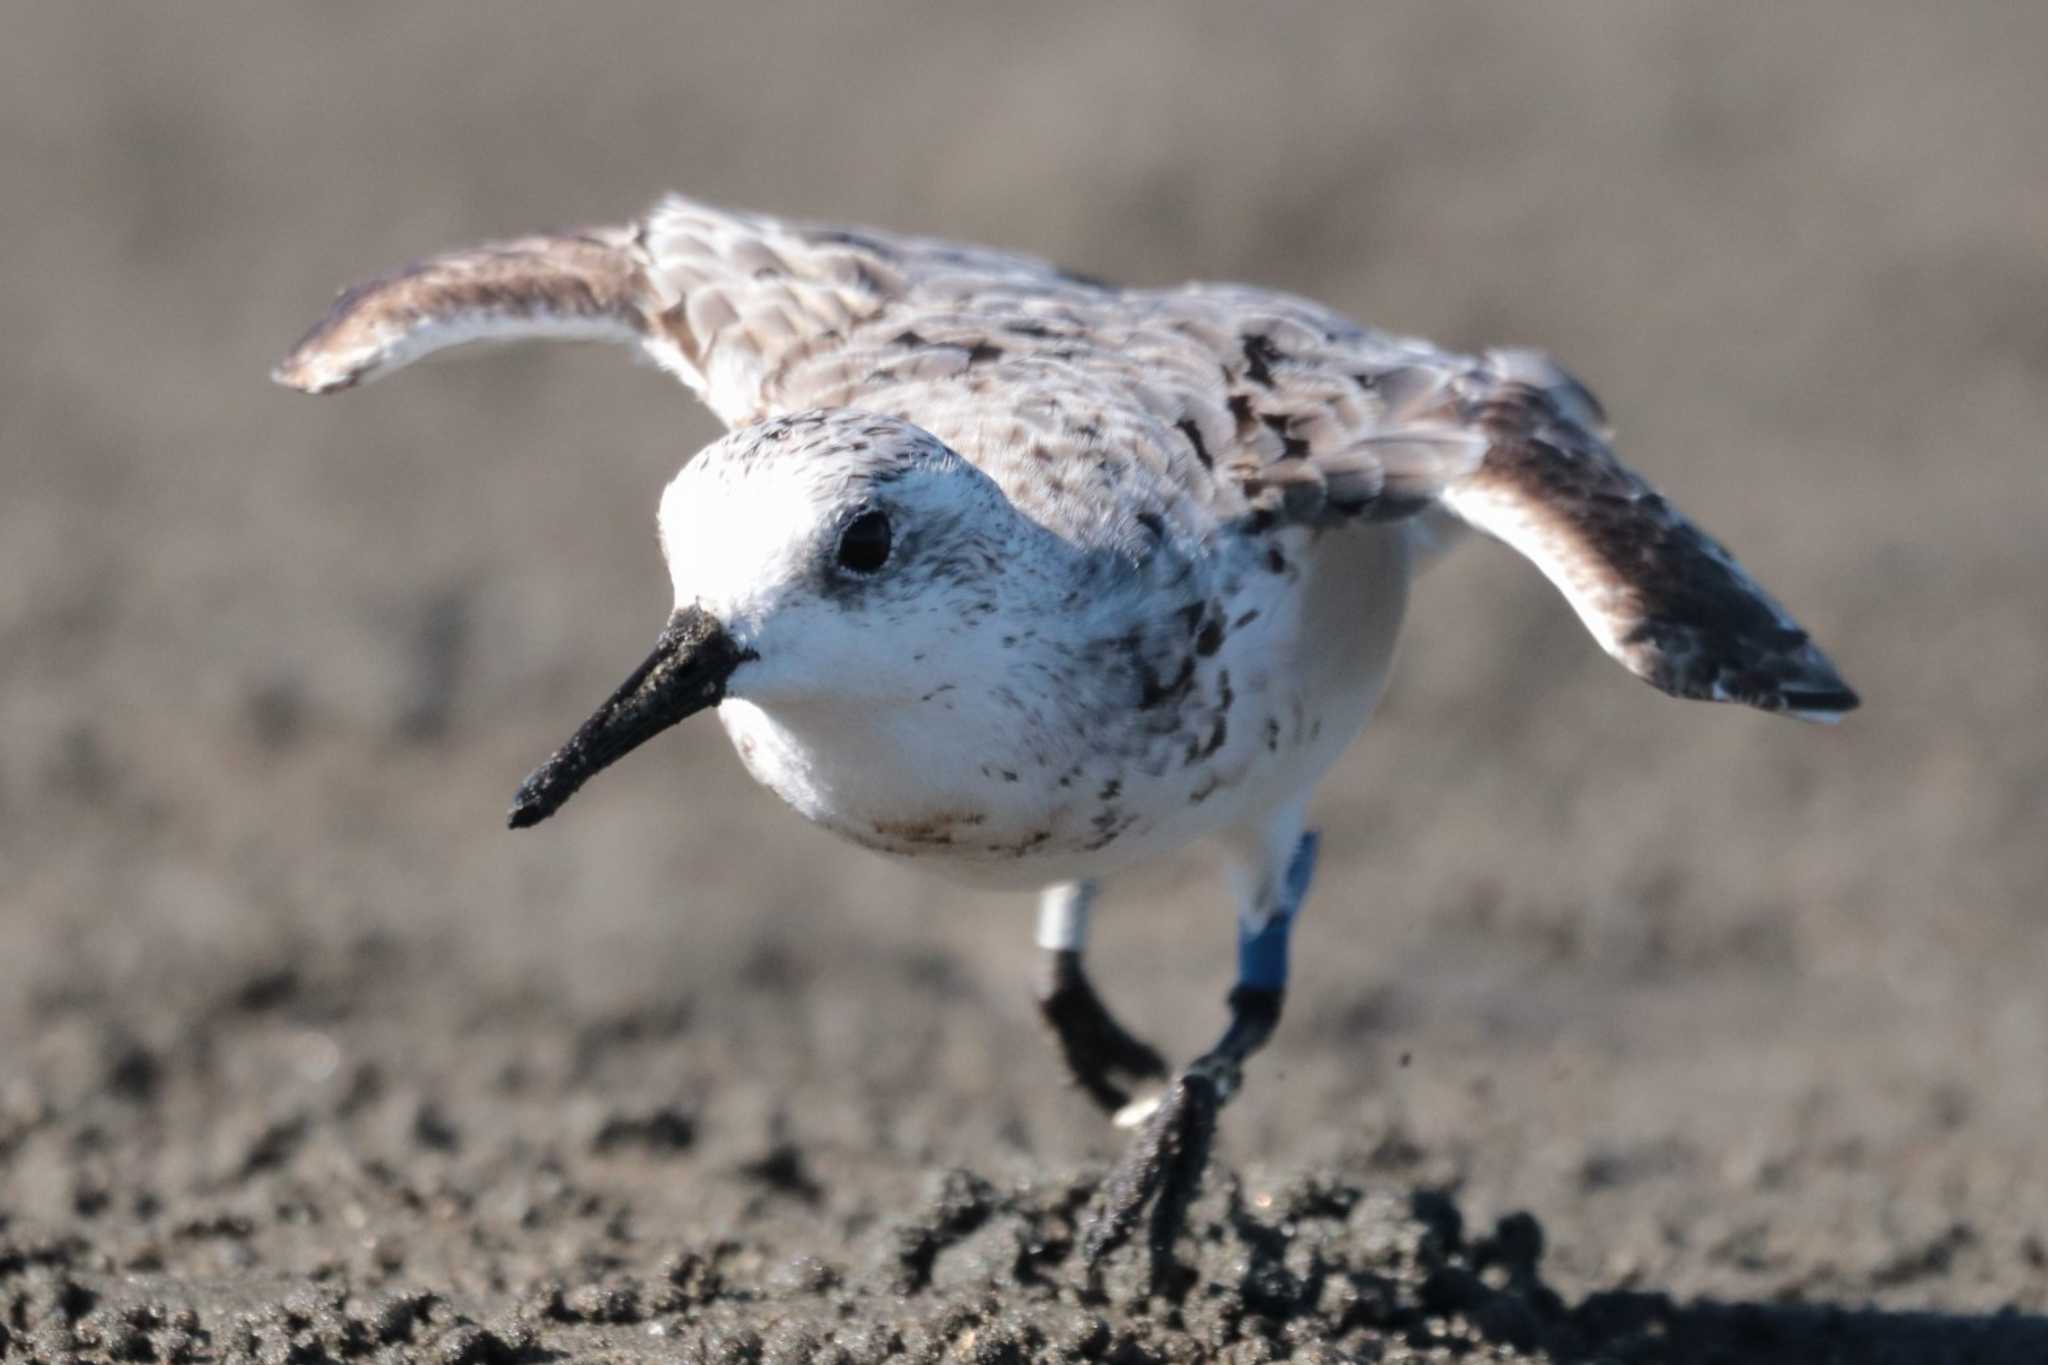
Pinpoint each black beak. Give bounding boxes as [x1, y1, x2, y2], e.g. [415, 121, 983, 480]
[508, 604, 751, 830]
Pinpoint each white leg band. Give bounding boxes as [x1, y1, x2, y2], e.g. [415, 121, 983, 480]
[1036, 881, 1097, 952]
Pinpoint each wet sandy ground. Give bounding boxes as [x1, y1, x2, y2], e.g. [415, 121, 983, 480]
[8, 921, 2048, 1363]
[5, 6, 2046, 1361]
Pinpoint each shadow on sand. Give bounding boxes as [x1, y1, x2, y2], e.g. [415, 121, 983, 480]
[1326, 1185, 2048, 1365]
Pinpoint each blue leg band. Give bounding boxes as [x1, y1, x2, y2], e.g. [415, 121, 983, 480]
[1235, 830, 1320, 993]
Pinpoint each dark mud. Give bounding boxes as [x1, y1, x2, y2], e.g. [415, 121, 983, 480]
[6, 930, 2046, 1364]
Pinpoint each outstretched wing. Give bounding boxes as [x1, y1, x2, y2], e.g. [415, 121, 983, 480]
[272, 196, 1073, 426]
[1209, 324, 1857, 721]
[1440, 352, 1856, 719]
[273, 227, 666, 395]
[275, 198, 1855, 721]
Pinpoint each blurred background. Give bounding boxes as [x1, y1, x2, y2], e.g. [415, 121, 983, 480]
[3, 1, 2043, 1322]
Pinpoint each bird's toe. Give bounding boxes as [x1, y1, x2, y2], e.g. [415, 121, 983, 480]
[1082, 1067, 1224, 1281]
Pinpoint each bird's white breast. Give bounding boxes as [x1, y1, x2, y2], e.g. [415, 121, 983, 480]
[718, 523, 1414, 889]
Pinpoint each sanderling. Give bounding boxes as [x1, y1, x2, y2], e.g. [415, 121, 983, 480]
[275, 194, 1856, 1269]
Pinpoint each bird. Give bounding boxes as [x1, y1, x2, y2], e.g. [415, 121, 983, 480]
[273, 193, 1857, 1273]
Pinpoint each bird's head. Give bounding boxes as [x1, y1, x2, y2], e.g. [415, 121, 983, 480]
[507, 409, 1044, 829]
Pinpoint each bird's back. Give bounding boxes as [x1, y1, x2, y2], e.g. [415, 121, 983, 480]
[633, 199, 1473, 557]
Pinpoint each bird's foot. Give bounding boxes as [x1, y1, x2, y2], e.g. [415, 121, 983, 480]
[1080, 1054, 1238, 1279]
[1038, 950, 1170, 1114]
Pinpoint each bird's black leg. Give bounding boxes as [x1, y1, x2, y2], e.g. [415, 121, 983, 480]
[1082, 830, 1320, 1277]
[1035, 882, 1168, 1113]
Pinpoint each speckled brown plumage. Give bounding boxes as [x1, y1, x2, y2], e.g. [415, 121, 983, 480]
[275, 194, 1854, 721]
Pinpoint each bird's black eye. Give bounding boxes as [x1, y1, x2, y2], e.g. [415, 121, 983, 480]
[836, 509, 892, 574]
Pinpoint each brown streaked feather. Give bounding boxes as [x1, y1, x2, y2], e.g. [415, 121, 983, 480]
[1436, 353, 1856, 718]
[272, 196, 1078, 426]
[272, 230, 661, 394]
[1200, 322, 1855, 717]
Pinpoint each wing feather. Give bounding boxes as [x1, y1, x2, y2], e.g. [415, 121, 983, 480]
[1205, 319, 1855, 718]
[272, 228, 671, 395]
[1439, 353, 1857, 719]
[272, 195, 1076, 427]
[273, 196, 1856, 721]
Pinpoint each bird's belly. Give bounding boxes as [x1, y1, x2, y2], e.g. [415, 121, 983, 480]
[720, 527, 1412, 889]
